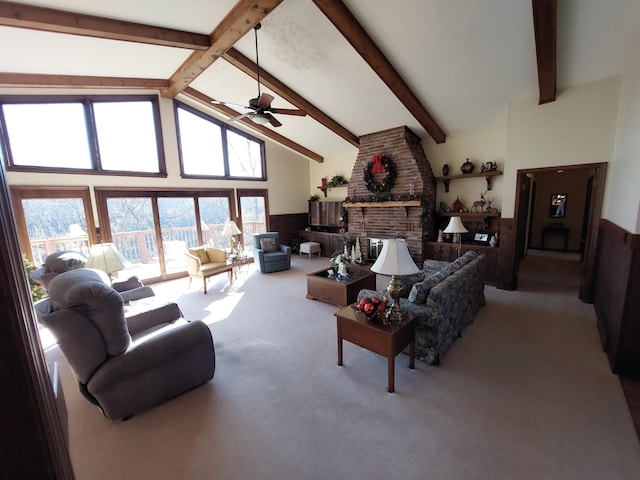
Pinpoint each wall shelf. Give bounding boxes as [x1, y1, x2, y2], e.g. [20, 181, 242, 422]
[435, 171, 502, 192]
[317, 183, 348, 197]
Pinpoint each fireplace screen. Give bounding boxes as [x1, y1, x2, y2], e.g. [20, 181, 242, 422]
[367, 237, 386, 261]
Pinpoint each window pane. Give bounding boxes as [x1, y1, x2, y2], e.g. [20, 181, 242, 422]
[22, 198, 90, 264]
[158, 197, 196, 274]
[94, 101, 160, 173]
[227, 130, 263, 178]
[239, 196, 266, 248]
[177, 107, 224, 176]
[3, 103, 92, 169]
[106, 197, 160, 279]
[198, 197, 231, 248]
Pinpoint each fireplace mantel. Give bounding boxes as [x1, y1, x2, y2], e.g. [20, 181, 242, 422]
[343, 200, 421, 208]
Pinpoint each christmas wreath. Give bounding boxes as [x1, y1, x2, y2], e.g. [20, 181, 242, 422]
[363, 155, 396, 193]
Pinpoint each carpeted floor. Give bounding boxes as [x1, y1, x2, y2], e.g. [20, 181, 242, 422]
[43, 252, 640, 479]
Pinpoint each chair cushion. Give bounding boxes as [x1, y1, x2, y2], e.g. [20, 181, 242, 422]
[188, 247, 210, 264]
[260, 237, 277, 253]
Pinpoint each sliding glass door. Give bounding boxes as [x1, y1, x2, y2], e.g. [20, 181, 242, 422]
[237, 189, 268, 251]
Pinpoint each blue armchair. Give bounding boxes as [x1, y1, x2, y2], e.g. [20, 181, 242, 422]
[253, 232, 291, 273]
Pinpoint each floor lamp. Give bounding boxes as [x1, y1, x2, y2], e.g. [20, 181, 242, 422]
[370, 238, 420, 325]
[221, 220, 241, 254]
[443, 216, 468, 257]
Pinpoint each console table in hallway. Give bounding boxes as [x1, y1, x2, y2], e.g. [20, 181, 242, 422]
[541, 226, 569, 252]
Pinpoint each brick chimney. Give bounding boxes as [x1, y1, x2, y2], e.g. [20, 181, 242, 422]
[347, 126, 436, 263]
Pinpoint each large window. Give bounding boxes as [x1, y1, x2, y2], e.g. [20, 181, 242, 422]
[0, 96, 165, 175]
[175, 102, 266, 180]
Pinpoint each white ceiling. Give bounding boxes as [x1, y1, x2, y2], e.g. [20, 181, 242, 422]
[1, 0, 638, 161]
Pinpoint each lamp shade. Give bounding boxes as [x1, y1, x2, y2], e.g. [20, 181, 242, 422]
[221, 220, 241, 236]
[85, 243, 128, 276]
[443, 216, 468, 234]
[370, 239, 420, 276]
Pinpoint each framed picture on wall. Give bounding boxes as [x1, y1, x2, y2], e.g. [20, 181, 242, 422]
[550, 193, 567, 218]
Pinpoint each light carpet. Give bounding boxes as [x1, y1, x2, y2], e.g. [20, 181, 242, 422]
[43, 253, 640, 479]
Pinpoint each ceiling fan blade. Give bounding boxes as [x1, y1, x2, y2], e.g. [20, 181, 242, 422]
[266, 113, 282, 127]
[257, 93, 274, 108]
[270, 108, 307, 117]
[229, 111, 253, 122]
[211, 99, 252, 110]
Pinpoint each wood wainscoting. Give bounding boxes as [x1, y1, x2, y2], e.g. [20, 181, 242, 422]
[593, 219, 640, 376]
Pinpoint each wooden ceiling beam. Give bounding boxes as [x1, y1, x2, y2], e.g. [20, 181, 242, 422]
[0, 72, 169, 90]
[0, 1, 210, 50]
[223, 48, 359, 148]
[181, 87, 323, 163]
[312, 0, 446, 144]
[162, 0, 284, 99]
[532, 0, 557, 104]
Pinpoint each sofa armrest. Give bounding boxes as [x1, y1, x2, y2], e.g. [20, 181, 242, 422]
[120, 286, 155, 304]
[126, 301, 183, 335]
[183, 252, 201, 275]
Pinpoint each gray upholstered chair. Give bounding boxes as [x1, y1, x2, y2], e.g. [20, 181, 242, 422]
[38, 268, 215, 420]
[30, 250, 88, 289]
[253, 232, 291, 273]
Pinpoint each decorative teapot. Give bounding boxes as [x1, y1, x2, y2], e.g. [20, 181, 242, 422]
[460, 158, 474, 174]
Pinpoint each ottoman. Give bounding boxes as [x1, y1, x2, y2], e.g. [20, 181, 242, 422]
[300, 241, 321, 259]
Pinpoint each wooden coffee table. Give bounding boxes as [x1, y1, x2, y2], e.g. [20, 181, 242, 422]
[334, 304, 416, 393]
[306, 267, 376, 307]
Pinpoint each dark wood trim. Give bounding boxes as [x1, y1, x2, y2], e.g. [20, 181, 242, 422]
[163, 0, 285, 98]
[532, 0, 557, 104]
[0, 161, 75, 478]
[0, 0, 210, 50]
[593, 219, 640, 375]
[180, 87, 323, 163]
[496, 218, 516, 290]
[312, 0, 446, 144]
[0, 73, 170, 90]
[222, 48, 360, 148]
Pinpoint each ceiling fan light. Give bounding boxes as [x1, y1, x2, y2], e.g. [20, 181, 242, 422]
[251, 113, 270, 125]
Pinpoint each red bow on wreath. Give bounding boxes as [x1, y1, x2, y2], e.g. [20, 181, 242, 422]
[371, 154, 384, 174]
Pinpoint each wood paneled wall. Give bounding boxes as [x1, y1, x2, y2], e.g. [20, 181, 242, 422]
[593, 219, 640, 376]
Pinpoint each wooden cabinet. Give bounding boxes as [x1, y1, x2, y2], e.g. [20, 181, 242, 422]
[424, 241, 498, 285]
[300, 231, 345, 257]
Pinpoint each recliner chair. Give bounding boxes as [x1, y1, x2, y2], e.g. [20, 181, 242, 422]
[38, 268, 215, 420]
[253, 232, 291, 273]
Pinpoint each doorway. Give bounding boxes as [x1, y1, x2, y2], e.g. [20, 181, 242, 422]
[513, 162, 606, 302]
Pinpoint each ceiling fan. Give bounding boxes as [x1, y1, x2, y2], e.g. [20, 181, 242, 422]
[212, 23, 307, 127]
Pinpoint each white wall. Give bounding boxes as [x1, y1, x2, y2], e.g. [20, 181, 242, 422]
[502, 77, 621, 218]
[307, 149, 357, 202]
[609, 25, 640, 233]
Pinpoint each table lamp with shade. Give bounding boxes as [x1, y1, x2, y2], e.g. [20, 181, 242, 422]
[443, 216, 468, 257]
[370, 238, 420, 325]
[221, 220, 242, 254]
[85, 243, 128, 283]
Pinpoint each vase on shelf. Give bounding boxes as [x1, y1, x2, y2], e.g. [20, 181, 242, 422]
[460, 159, 474, 174]
[442, 164, 449, 176]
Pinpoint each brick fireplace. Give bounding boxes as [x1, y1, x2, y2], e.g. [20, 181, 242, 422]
[347, 126, 436, 264]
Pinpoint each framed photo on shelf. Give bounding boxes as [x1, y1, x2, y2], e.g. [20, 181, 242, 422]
[474, 233, 489, 244]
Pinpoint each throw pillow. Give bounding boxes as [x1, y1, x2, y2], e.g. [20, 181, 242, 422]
[408, 270, 448, 304]
[188, 248, 210, 265]
[398, 271, 425, 298]
[450, 250, 479, 271]
[260, 237, 277, 253]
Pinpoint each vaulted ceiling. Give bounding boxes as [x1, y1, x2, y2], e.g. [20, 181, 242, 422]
[0, 0, 637, 162]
